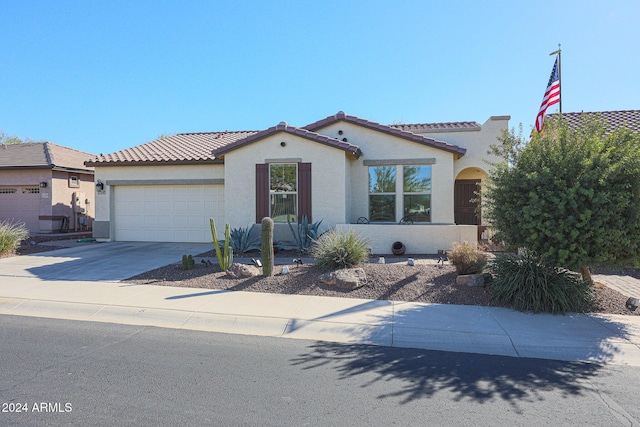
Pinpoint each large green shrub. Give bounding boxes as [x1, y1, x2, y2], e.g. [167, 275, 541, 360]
[311, 229, 370, 270]
[485, 117, 640, 284]
[0, 220, 28, 256]
[487, 252, 595, 314]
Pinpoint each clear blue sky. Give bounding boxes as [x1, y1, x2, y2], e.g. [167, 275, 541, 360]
[2, 0, 639, 155]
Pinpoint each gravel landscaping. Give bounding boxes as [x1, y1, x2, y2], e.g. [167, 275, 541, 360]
[123, 249, 639, 316]
[8, 238, 638, 316]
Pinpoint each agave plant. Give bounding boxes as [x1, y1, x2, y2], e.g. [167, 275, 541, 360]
[285, 215, 323, 254]
[228, 224, 261, 254]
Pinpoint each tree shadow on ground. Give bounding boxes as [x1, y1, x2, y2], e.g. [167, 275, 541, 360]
[290, 301, 634, 410]
[291, 340, 603, 411]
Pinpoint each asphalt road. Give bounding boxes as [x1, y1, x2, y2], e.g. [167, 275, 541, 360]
[2, 315, 640, 426]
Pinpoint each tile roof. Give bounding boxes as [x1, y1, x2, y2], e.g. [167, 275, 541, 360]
[213, 122, 363, 159]
[84, 131, 257, 166]
[548, 110, 640, 133]
[0, 142, 95, 172]
[390, 121, 482, 132]
[88, 112, 475, 166]
[303, 111, 467, 156]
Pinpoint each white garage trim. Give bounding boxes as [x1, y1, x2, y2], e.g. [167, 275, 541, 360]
[113, 184, 223, 243]
[107, 179, 223, 185]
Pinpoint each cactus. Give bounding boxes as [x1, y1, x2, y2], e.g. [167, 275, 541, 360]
[210, 218, 234, 271]
[182, 254, 195, 270]
[261, 217, 274, 277]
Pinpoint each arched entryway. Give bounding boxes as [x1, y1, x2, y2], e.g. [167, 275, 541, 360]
[454, 168, 488, 240]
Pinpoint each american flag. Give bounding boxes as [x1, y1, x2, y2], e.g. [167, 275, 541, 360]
[535, 57, 560, 132]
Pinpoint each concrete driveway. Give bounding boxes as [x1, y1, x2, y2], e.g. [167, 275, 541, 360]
[0, 242, 212, 282]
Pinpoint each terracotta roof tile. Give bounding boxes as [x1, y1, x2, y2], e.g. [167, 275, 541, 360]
[213, 122, 363, 159]
[303, 111, 467, 156]
[85, 131, 257, 166]
[0, 142, 95, 171]
[549, 110, 640, 134]
[391, 121, 481, 132]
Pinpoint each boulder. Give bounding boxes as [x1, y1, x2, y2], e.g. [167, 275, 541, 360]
[456, 274, 485, 287]
[226, 263, 260, 279]
[319, 268, 367, 289]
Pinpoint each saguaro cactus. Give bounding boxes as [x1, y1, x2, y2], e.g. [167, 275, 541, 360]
[261, 217, 274, 277]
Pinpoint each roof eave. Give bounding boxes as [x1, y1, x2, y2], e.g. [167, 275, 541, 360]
[85, 159, 224, 167]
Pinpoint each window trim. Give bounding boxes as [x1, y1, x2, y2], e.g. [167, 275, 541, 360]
[269, 162, 298, 223]
[368, 165, 397, 223]
[402, 165, 432, 223]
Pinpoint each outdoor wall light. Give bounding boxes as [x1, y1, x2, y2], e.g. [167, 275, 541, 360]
[95, 180, 104, 191]
[39, 182, 47, 188]
[280, 141, 286, 147]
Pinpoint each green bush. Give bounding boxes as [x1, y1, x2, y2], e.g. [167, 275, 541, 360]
[487, 252, 595, 314]
[0, 220, 28, 256]
[446, 241, 488, 275]
[311, 229, 370, 270]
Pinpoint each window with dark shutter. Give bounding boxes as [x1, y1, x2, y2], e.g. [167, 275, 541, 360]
[298, 162, 311, 221]
[255, 163, 269, 223]
[255, 162, 312, 223]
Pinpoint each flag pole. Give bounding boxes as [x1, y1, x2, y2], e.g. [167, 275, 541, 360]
[549, 43, 562, 113]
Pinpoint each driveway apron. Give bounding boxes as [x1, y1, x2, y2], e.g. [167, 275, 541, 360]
[0, 242, 212, 282]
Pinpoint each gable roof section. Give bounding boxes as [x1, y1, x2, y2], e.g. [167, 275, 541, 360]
[212, 121, 363, 159]
[549, 110, 640, 134]
[84, 131, 257, 166]
[0, 142, 95, 172]
[303, 111, 467, 157]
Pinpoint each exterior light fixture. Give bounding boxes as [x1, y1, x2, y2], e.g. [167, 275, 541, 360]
[96, 180, 104, 191]
[39, 182, 47, 188]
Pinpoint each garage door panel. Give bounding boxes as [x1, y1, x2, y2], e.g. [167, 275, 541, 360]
[114, 185, 223, 242]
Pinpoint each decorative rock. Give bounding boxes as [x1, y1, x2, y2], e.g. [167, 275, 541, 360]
[456, 274, 485, 287]
[407, 258, 415, 266]
[281, 266, 290, 275]
[626, 297, 639, 311]
[319, 268, 367, 289]
[226, 263, 260, 279]
[378, 257, 385, 264]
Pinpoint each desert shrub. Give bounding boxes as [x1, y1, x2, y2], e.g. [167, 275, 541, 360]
[0, 220, 28, 255]
[228, 225, 261, 254]
[447, 241, 488, 275]
[311, 229, 370, 270]
[487, 252, 595, 314]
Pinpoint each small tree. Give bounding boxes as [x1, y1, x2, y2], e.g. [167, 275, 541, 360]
[485, 117, 640, 284]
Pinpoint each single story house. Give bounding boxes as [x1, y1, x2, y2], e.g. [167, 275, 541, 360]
[0, 142, 96, 233]
[85, 111, 509, 254]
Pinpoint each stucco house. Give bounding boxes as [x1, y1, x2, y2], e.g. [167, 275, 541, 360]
[0, 142, 96, 233]
[85, 111, 509, 254]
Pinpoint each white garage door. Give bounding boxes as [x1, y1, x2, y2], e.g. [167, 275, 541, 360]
[113, 185, 224, 242]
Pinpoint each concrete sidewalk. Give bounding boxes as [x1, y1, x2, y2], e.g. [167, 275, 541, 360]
[1, 241, 640, 366]
[1, 275, 640, 366]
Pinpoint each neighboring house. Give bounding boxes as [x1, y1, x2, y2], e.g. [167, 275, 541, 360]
[549, 109, 640, 133]
[85, 111, 509, 254]
[0, 142, 96, 233]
